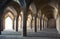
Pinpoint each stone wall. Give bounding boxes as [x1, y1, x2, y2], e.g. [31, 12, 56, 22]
[48, 19, 56, 28]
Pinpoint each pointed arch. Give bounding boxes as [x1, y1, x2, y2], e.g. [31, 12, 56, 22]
[4, 16, 13, 30]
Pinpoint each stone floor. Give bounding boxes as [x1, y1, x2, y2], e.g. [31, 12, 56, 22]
[0, 35, 60, 39]
[0, 28, 60, 39]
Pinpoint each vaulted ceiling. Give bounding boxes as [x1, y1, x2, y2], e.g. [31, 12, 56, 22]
[41, 5, 54, 19]
[33, 0, 49, 10]
[0, 0, 59, 19]
[26, 0, 59, 19]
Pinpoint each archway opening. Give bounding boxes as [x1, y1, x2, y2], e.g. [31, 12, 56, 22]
[41, 5, 56, 29]
[18, 15, 22, 31]
[5, 17, 13, 31]
[3, 11, 14, 31]
[27, 14, 32, 29]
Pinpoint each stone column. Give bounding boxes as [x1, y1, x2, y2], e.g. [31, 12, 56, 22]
[38, 18, 40, 29]
[45, 20, 47, 29]
[16, 15, 19, 31]
[31, 19, 33, 29]
[43, 19, 44, 30]
[42, 18, 43, 30]
[46, 20, 48, 28]
[44, 19, 46, 29]
[34, 16, 37, 32]
[39, 18, 40, 30]
[13, 20, 14, 30]
[22, 9, 27, 36]
[47, 21, 48, 28]
[37, 18, 39, 28]
[40, 17, 42, 30]
[37, 18, 40, 32]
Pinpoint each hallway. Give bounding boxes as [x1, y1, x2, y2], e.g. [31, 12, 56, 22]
[0, 0, 60, 39]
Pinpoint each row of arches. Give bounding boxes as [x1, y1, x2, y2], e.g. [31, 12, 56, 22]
[0, 0, 60, 36]
[1, 6, 48, 32]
